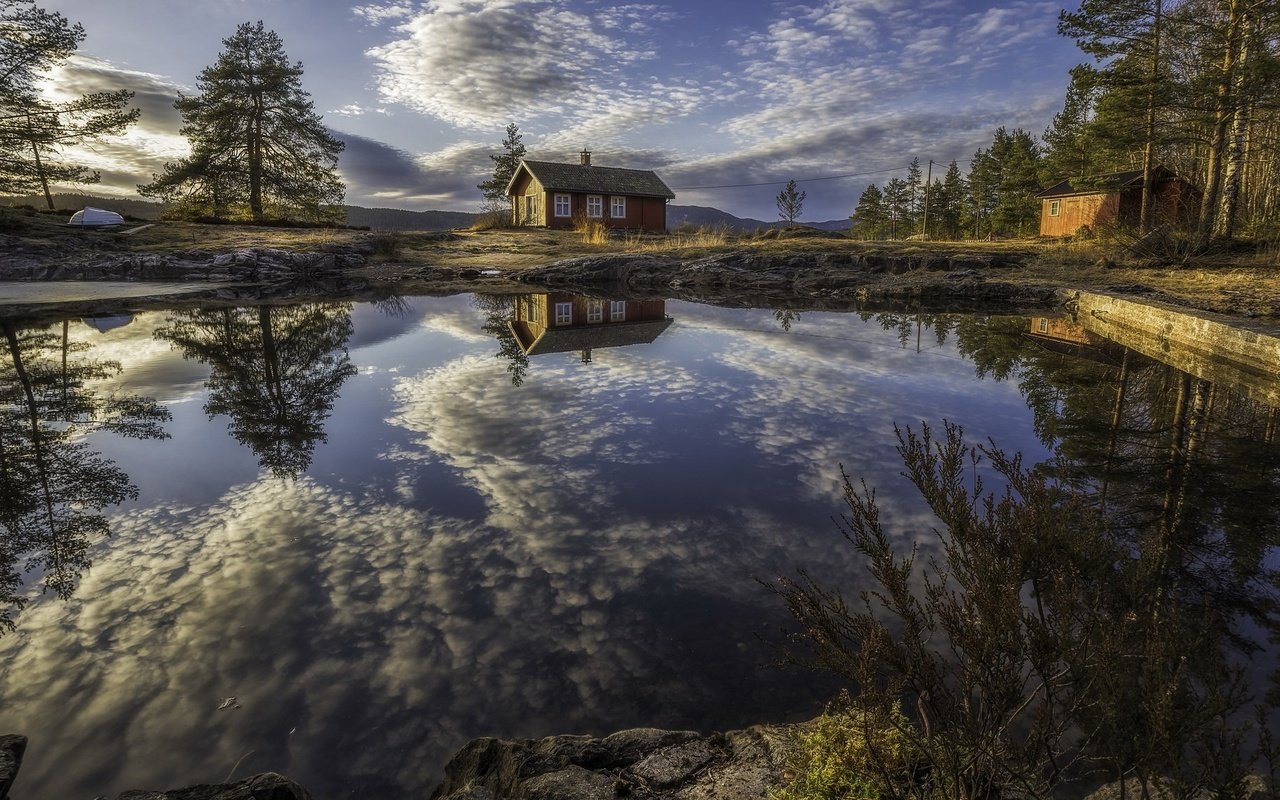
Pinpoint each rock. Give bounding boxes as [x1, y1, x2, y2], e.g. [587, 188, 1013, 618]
[520, 766, 616, 800]
[114, 772, 310, 800]
[625, 738, 720, 790]
[601, 729, 701, 766]
[0, 734, 27, 800]
[432, 724, 796, 800]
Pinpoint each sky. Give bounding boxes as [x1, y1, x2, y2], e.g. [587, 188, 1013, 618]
[38, 0, 1086, 220]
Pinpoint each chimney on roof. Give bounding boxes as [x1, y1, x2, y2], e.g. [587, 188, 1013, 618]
[580, 149, 591, 167]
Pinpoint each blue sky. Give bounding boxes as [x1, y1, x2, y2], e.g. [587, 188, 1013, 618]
[41, 0, 1084, 219]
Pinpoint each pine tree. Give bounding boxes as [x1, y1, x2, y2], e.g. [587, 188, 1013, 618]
[0, 1, 138, 206]
[477, 123, 525, 211]
[776, 178, 805, 226]
[139, 22, 344, 223]
[993, 129, 1043, 236]
[905, 157, 923, 235]
[938, 161, 967, 240]
[851, 183, 887, 240]
[1060, 0, 1172, 232]
[966, 149, 999, 239]
[1040, 65, 1102, 183]
[882, 177, 910, 239]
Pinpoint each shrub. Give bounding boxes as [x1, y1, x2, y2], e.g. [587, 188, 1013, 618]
[366, 231, 404, 260]
[470, 210, 512, 231]
[772, 421, 1273, 798]
[773, 695, 919, 800]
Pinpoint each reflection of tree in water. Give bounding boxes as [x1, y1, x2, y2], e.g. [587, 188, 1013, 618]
[778, 315, 1280, 797]
[475, 294, 529, 387]
[0, 321, 169, 633]
[157, 304, 356, 478]
[773, 308, 801, 332]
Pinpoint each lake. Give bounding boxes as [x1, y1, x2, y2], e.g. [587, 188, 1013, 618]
[0, 293, 1276, 797]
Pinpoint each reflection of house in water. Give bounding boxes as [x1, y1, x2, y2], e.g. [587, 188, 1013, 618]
[1026, 316, 1122, 365]
[509, 293, 672, 363]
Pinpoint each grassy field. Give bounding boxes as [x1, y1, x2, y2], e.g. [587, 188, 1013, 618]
[4, 205, 1278, 318]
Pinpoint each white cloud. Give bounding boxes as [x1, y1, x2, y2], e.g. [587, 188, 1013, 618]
[363, 0, 709, 139]
[352, 2, 416, 25]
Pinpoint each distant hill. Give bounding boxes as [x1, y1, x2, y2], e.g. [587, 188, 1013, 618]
[2, 192, 849, 233]
[2, 193, 165, 220]
[667, 204, 849, 233]
[807, 218, 853, 232]
[666, 204, 772, 232]
[343, 206, 479, 231]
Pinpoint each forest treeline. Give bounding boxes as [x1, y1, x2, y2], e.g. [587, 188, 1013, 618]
[854, 0, 1279, 246]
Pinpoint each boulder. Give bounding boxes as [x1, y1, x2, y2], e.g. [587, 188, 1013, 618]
[0, 734, 26, 800]
[432, 724, 795, 800]
[113, 772, 310, 800]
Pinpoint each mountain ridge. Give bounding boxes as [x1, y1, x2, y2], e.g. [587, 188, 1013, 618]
[2, 193, 850, 233]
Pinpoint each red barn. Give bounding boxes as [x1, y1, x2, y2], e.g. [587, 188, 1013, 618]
[505, 151, 675, 232]
[1036, 167, 1200, 237]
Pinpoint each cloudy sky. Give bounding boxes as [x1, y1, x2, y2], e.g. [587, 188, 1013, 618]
[40, 0, 1083, 219]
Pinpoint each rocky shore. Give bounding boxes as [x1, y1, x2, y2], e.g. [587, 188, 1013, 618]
[0, 724, 798, 800]
[508, 250, 1064, 309]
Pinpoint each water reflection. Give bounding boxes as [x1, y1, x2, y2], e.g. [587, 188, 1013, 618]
[0, 299, 1274, 799]
[155, 305, 357, 478]
[479, 293, 672, 385]
[0, 319, 168, 632]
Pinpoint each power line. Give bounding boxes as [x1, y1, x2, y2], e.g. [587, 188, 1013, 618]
[670, 159, 975, 191]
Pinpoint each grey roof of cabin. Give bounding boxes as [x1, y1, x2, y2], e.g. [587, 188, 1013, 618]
[510, 318, 673, 356]
[510, 160, 675, 199]
[1036, 167, 1181, 198]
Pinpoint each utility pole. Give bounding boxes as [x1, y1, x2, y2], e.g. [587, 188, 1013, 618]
[921, 159, 933, 240]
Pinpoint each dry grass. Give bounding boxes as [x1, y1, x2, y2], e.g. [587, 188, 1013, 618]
[571, 214, 610, 245]
[469, 211, 513, 231]
[623, 225, 730, 252]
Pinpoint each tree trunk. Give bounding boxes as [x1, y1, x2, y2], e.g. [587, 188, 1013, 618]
[26, 114, 54, 212]
[1139, 0, 1163, 235]
[1195, 0, 1247, 250]
[1216, 9, 1257, 239]
[249, 92, 264, 223]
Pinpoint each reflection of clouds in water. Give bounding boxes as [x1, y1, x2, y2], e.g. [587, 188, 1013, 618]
[66, 312, 209, 402]
[2, 440, 852, 797]
[418, 310, 492, 344]
[1, 301, 1037, 797]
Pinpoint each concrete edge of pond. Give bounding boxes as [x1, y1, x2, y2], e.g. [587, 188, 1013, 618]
[1070, 290, 1280, 407]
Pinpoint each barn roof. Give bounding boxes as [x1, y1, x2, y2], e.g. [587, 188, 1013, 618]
[1036, 167, 1180, 199]
[508, 160, 675, 199]
[510, 317, 673, 356]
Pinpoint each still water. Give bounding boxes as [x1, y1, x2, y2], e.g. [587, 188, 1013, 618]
[0, 294, 1275, 797]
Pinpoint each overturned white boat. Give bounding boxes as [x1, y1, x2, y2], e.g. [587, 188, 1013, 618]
[67, 207, 125, 227]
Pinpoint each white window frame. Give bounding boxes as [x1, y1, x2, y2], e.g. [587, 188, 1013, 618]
[587, 300, 604, 323]
[586, 195, 603, 218]
[610, 196, 626, 218]
[1038, 318, 1049, 333]
[1048, 200, 1060, 217]
[524, 194, 536, 223]
[610, 301, 626, 322]
[554, 193, 572, 218]
[555, 302, 572, 325]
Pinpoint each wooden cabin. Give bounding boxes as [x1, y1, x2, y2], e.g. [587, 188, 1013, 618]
[505, 151, 675, 232]
[508, 293, 672, 362]
[1035, 167, 1200, 237]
